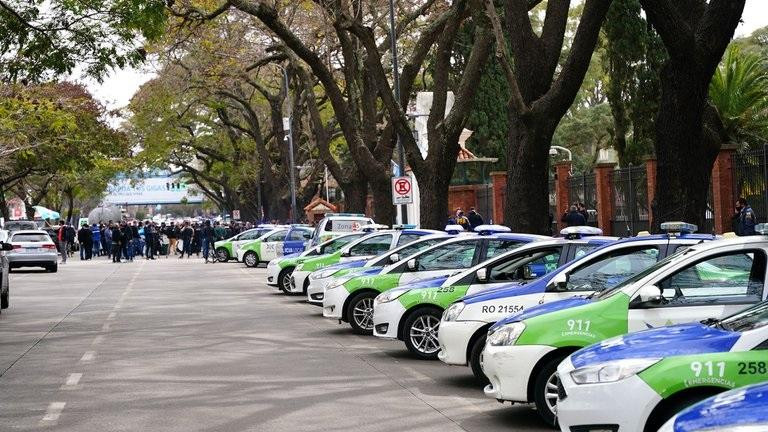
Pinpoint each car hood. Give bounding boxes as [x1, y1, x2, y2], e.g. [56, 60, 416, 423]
[461, 274, 554, 304]
[281, 252, 302, 260]
[401, 275, 450, 290]
[491, 297, 593, 330]
[671, 382, 768, 432]
[571, 323, 740, 368]
[328, 259, 368, 271]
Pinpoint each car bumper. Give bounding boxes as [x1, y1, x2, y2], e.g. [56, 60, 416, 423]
[8, 253, 58, 265]
[306, 276, 329, 304]
[437, 320, 487, 366]
[236, 249, 246, 262]
[266, 262, 280, 286]
[290, 270, 310, 294]
[556, 358, 660, 432]
[323, 286, 349, 319]
[372, 299, 406, 339]
[482, 344, 555, 402]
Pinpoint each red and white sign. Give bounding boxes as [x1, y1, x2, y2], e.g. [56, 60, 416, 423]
[391, 176, 413, 205]
[232, 210, 241, 220]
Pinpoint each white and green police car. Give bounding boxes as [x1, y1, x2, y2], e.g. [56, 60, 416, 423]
[372, 229, 616, 360]
[480, 227, 768, 425]
[288, 227, 440, 295]
[236, 225, 314, 267]
[323, 226, 549, 334]
[266, 232, 368, 292]
[438, 223, 715, 383]
[306, 233, 453, 304]
[557, 301, 768, 432]
[308, 213, 374, 246]
[214, 225, 283, 262]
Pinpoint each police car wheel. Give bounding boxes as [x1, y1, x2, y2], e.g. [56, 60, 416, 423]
[403, 307, 443, 360]
[533, 354, 568, 427]
[469, 334, 490, 385]
[278, 267, 295, 294]
[243, 251, 259, 268]
[347, 292, 376, 335]
[216, 248, 229, 262]
[643, 392, 718, 432]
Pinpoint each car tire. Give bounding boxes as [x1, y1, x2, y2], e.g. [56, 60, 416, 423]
[47, 264, 58, 273]
[469, 334, 490, 385]
[1, 291, 8, 309]
[643, 392, 717, 432]
[243, 251, 259, 268]
[346, 291, 377, 335]
[216, 248, 229, 262]
[278, 267, 295, 294]
[533, 353, 569, 427]
[403, 307, 443, 360]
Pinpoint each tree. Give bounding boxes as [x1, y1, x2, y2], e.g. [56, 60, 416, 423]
[639, 0, 745, 228]
[485, 0, 613, 233]
[709, 45, 768, 149]
[0, 0, 166, 82]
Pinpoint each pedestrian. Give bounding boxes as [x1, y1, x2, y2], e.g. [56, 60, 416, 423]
[180, 222, 194, 258]
[192, 223, 201, 256]
[144, 221, 156, 260]
[202, 220, 216, 263]
[103, 223, 112, 259]
[168, 222, 179, 255]
[78, 223, 93, 260]
[455, 209, 471, 231]
[214, 221, 226, 242]
[121, 222, 133, 262]
[561, 204, 587, 227]
[733, 197, 758, 236]
[111, 223, 123, 263]
[56, 220, 73, 264]
[467, 207, 484, 230]
[578, 202, 589, 224]
[91, 223, 101, 257]
[131, 221, 141, 258]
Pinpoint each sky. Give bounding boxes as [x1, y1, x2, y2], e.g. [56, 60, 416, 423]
[84, 1, 768, 112]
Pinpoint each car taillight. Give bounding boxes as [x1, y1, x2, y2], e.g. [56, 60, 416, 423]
[43, 244, 57, 249]
[12, 245, 21, 249]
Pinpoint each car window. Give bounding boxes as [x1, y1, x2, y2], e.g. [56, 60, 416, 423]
[397, 238, 445, 258]
[566, 246, 660, 292]
[264, 230, 288, 242]
[239, 231, 259, 241]
[487, 247, 562, 283]
[658, 250, 765, 306]
[349, 234, 393, 256]
[485, 240, 523, 260]
[12, 233, 51, 242]
[573, 244, 601, 259]
[396, 233, 423, 247]
[415, 241, 478, 271]
[320, 235, 361, 254]
[287, 229, 309, 241]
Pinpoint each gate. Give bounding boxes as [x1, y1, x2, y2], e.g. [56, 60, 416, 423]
[611, 166, 649, 236]
[568, 173, 598, 227]
[732, 146, 768, 225]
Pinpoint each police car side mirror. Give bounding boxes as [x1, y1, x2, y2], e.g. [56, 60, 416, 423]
[547, 272, 568, 292]
[407, 258, 417, 271]
[476, 268, 488, 282]
[635, 285, 664, 306]
[341, 249, 351, 257]
[1, 242, 13, 251]
[389, 253, 400, 263]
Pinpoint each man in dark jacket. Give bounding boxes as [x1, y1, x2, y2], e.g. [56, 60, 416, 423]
[467, 207, 484, 230]
[110, 224, 123, 263]
[561, 204, 587, 227]
[78, 223, 93, 260]
[144, 221, 156, 260]
[202, 220, 216, 263]
[180, 222, 194, 259]
[121, 223, 133, 262]
[734, 197, 758, 236]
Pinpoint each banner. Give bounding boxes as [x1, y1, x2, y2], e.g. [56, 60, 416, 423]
[104, 176, 203, 205]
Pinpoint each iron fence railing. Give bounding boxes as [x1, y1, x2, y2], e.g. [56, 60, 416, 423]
[611, 166, 649, 236]
[567, 172, 598, 227]
[732, 146, 768, 225]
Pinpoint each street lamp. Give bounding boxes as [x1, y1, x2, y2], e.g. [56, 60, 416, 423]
[549, 145, 572, 161]
[388, 0, 408, 224]
[274, 63, 298, 223]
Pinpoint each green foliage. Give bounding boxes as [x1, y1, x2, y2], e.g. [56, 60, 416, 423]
[709, 45, 768, 149]
[0, 0, 166, 82]
[732, 26, 768, 60]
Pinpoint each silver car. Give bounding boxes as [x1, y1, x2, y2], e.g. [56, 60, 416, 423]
[7, 230, 58, 273]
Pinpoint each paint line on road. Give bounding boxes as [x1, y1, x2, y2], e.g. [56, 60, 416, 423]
[91, 335, 104, 346]
[101, 323, 111, 332]
[61, 373, 83, 390]
[107, 312, 117, 320]
[80, 351, 95, 363]
[40, 402, 66, 424]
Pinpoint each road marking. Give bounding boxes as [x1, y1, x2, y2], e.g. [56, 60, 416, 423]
[91, 335, 104, 346]
[80, 351, 95, 363]
[101, 323, 111, 332]
[62, 373, 82, 388]
[107, 312, 117, 320]
[40, 402, 66, 423]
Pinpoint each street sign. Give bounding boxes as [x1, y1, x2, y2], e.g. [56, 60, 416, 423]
[391, 176, 413, 205]
[232, 210, 241, 220]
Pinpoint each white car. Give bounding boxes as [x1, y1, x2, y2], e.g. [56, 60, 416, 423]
[308, 213, 374, 246]
[235, 226, 314, 267]
[6, 230, 58, 272]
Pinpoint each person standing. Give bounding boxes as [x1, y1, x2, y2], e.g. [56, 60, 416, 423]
[455, 209, 471, 231]
[734, 197, 758, 236]
[144, 221, 155, 260]
[103, 223, 112, 260]
[111, 224, 123, 263]
[91, 223, 101, 257]
[192, 223, 201, 256]
[121, 223, 133, 262]
[202, 220, 216, 263]
[180, 222, 194, 259]
[467, 207, 484, 230]
[561, 204, 587, 227]
[78, 223, 93, 260]
[57, 220, 72, 264]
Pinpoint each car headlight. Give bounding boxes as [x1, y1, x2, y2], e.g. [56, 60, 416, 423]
[312, 269, 338, 280]
[442, 302, 466, 322]
[327, 275, 355, 290]
[570, 358, 661, 384]
[267, 260, 279, 268]
[377, 289, 409, 303]
[487, 322, 526, 346]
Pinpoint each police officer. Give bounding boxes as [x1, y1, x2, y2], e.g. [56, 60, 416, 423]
[734, 197, 757, 236]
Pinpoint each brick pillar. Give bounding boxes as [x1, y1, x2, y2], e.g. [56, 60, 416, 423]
[554, 161, 572, 232]
[645, 157, 657, 230]
[594, 163, 616, 235]
[490, 171, 507, 224]
[711, 144, 738, 234]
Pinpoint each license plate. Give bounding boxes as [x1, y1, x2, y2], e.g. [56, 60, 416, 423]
[24, 248, 40, 253]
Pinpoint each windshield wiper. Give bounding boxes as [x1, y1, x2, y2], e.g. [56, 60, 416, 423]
[700, 317, 725, 329]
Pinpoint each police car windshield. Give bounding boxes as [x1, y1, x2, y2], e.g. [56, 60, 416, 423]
[595, 247, 688, 300]
[718, 302, 768, 332]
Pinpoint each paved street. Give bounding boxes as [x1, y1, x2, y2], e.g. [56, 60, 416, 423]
[0, 258, 549, 432]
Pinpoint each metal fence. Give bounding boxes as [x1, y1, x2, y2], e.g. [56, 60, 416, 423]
[733, 146, 768, 225]
[611, 165, 649, 236]
[568, 173, 598, 227]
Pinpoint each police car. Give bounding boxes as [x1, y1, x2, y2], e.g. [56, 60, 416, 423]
[481, 224, 768, 426]
[659, 381, 768, 432]
[558, 301, 768, 431]
[288, 227, 440, 295]
[372, 229, 616, 360]
[236, 225, 314, 267]
[323, 226, 549, 334]
[266, 232, 367, 292]
[308, 213, 375, 246]
[306, 233, 453, 304]
[438, 223, 716, 383]
[214, 225, 283, 262]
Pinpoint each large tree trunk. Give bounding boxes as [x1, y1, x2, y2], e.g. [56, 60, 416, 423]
[340, 178, 367, 214]
[370, 178, 396, 226]
[652, 60, 718, 229]
[413, 166, 454, 230]
[505, 113, 558, 234]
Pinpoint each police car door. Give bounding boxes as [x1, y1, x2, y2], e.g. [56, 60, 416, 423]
[233, 229, 260, 250]
[628, 247, 768, 332]
[260, 230, 288, 261]
[343, 233, 394, 262]
[464, 246, 565, 296]
[398, 239, 481, 285]
[284, 228, 311, 255]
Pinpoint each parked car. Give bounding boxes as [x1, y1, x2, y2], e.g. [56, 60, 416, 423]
[3, 220, 38, 232]
[7, 230, 59, 272]
[0, 230, 13, 312]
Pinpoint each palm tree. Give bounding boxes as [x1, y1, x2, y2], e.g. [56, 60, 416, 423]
[709, 45, 768, 149]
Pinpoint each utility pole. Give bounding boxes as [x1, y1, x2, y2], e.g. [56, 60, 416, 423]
[388, 0, 408, 224]
[277, 64, 298, 223]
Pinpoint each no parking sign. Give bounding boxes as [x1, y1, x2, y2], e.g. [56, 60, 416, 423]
[391, 176, 413, 205]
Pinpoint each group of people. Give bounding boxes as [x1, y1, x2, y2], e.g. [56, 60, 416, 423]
[561, 202, 591, 227]
[447, 207, 485, 231]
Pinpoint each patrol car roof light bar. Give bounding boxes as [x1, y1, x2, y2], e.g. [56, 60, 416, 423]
[392, 224, 418, 230]
[444, 224, 465, 234]
[660, 221, 698, 235]
[361, 224, 389, 232]
[324, 213, 366, 217]
[755, 223, 768, 235]
[474, 224, 512, 235]
[559, 226, 603, 239]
